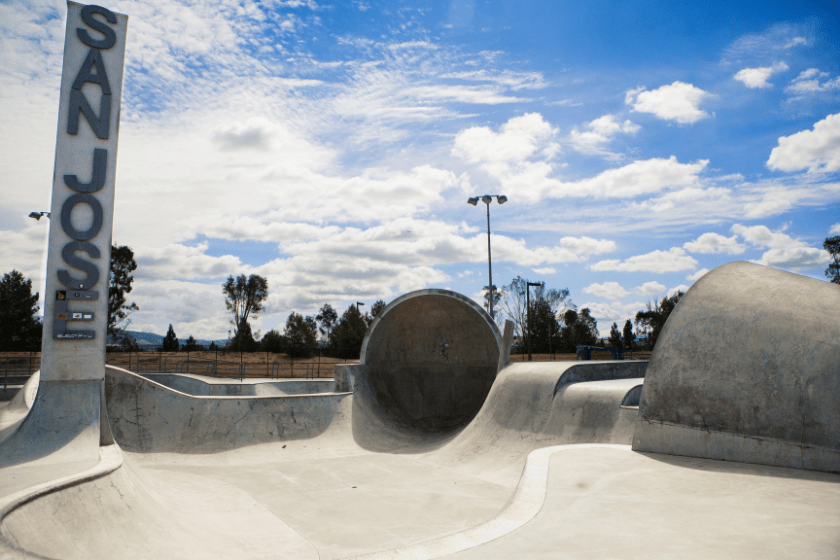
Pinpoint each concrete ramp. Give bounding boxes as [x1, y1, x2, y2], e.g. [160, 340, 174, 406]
[634, 262, 840, 473]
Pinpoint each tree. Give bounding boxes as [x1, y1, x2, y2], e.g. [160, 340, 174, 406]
[208, 341, 220, 351]
[558, 308, 599, 352]
[109, 245, 139, 343]
[526, 297, 562, 354]
[161, 324, 179, 352]
[0, 270, 42, 351]
[635, 291, 684, 350]
[261, 329, 284, 353]
[330, 304, 367, 360]
[622, 319, 636, 350]
[316, 304, 338, 344]
[481, 285, 502, 317]
[284, 312, 317, 359]
[498, 276, 574, 342]
[608, 322, 622, 349]
[825, 236, 840, 284]
[366, 299, 387, 327]
[222, 274, 268, 350]
[182, 335, 200, 352]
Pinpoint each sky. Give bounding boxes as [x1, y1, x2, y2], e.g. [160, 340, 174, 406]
[1, 0, 839, 341]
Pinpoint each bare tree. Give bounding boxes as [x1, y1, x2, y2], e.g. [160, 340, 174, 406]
[497, 276, 574, 339]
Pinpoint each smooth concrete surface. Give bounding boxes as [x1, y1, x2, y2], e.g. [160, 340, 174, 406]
[360, 290, 502, 432]
[634, 262, 840, 473]
[141, 373, 337, 396]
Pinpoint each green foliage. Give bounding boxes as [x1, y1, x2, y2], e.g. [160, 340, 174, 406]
[0, 270, 42, 351]
[284, 312, 317, 359]
[208, 341, 220, 351]
[109, 245, 139, 343]
[525, 297, 561, 353]
[622, 319, 636, 350]
[825, 236, 840, 284]
[498, 276, 574, 341]
[161, 324, 179, 352]
[558, 308, 599, 352]
[182, 335, 200, 352]
[316, 304, 338, 339]
[222, 274, 268, 349]
[261, 329, 285, 353]
[635, 291, 684, 350]
[482, 285, 501, 316]
[330, 304, 367, 359]
[366, 299, 387, 327]
[608, 322, 622, 349]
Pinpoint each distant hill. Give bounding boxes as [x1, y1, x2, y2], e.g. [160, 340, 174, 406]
[113, 330, 228, 349]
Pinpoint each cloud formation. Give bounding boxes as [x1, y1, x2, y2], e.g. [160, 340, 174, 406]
[734, 62, 788, 88]
[591, 247, 698, 273]
[625, 82, 711, 124]
[767, 113, 840, 174]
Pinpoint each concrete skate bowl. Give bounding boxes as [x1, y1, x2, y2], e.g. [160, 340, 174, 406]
[359, 290, 502, 434]
[633, 262, 840, 473]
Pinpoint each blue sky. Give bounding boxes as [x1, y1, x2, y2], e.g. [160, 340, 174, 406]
[1, 0, 839, 340]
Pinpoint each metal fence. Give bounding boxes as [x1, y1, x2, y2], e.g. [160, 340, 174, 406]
[2, 355, 40, 389]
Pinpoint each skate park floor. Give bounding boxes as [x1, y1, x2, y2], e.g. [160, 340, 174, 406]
[1, 365, 838, 560]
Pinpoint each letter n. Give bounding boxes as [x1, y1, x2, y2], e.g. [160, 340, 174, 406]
[67, 89, 111, 140]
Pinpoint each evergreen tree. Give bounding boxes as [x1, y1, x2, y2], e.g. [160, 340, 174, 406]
[182, 335, 200, 352]
[608, 322, 622, 349]
[0, 270, 42, 351]
[109, 245, 139, 343]
[825, 236, 840, 284]
[330, 304, 368, 360]
[635, 291, 684, 350]
[284, 312, 317, 359]
[230, 320, 258, 352]
[558, 308, 599, 352]
[261, 329, 285, 353]
[366, 299, 387, 327]
[161, 324, 179, 352]
[622, 319, 636, 350]
[526, 298, 561, 353]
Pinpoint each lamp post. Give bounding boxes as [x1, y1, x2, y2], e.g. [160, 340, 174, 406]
[28, 212, 51, 220]
[467, 194, 507, 319]
[526, 281, 541, 362]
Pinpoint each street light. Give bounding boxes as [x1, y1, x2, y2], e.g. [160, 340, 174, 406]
[29, 212, 50, 220]
[526, 281, 541, 362]
[467, 194, 507, 319]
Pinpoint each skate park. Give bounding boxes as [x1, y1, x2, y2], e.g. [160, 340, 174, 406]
[2, 267, 840, 560]
[2, 3, 839, 559]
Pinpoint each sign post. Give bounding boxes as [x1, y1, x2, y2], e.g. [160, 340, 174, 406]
[0, 2, 128, 467]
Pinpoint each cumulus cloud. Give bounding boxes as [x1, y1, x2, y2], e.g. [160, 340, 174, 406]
[568, 114, 640, 155]
[625, 81, 711, 124]
[583, 282, 628, 300]
[766, 113, 840, 174]
[591, 247, 698, 273]
[831, 224, 840, 235]
[452, 112, 557, 167]
[683, 232, 746, 254]
[734, 62, 788, 89]
[686, 268, 709, 281]
[731, 223, 830, 270]
[668, 284, 689, 297]
[637, 281, 666, 295]
[532, 267, 556, 275]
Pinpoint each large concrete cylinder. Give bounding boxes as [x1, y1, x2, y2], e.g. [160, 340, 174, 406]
[360, 290, 502, 432]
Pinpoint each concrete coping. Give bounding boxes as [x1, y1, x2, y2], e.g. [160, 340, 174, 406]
[359, 289, 503, 365]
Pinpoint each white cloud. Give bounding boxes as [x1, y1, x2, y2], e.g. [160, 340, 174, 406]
[731, 223, 830, 270]
[135, 243, 246, 281]
[625, 81, 711, 124]
[830, 224, 840, 235]
[683, 232, 746, 254]
[734, 62, 788, 89]
[583, 282, 628, 300]
[591, 247, 698, 273]
[686, 268, 709, 281]
[783, 37, 807, 49]
[668, 284, 689, 297]
[532, 267, 556, 275]
[767, 113, 840, 174]
[568, 114, 640, 155]
[637, 281, 666, 295]
[785, 69, 840, 95]
[452, 112, 557, 166]
[579, 301, 646, 332]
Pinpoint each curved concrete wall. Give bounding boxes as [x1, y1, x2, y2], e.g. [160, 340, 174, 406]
[141, 374, 336, 396]
[633, 262, 840, 473]
[360, 290, 502, 432]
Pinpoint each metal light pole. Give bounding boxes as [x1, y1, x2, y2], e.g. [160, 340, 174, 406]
[526, 281, 541, 361]
[467, 194, 507, 318]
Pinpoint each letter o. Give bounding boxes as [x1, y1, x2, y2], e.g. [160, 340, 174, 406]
[60, 193, 103, 241]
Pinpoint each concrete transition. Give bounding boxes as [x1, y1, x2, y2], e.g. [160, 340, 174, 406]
[633, 262, 840, 473]
[359, 289, 502, 432]
[1, 273, 839, 559]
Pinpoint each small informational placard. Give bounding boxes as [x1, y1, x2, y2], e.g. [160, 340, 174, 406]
[40, 2, 128, 382]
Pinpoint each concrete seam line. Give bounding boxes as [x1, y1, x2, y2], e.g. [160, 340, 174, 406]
[0, 444, 124, 526]
[341, 444, 631, 560]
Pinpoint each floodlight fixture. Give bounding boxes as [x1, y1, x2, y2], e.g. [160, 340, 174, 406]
[465, 194, 509, 319]
[29, 212, 50, 220]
